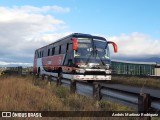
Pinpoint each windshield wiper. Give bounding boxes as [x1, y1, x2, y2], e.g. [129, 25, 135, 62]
[86, 46, 105, 66]
[94, 47, 105, 66]
[85, 39, 95, 65]
[85, 49, 94, 65]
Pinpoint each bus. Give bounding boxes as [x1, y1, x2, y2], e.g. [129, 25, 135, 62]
[33, 33, 118, 81]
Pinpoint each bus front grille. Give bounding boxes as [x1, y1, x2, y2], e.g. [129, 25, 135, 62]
[84, 71, 106, 75]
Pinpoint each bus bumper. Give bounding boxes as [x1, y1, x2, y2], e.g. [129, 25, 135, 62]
[62, 74, 111, 80]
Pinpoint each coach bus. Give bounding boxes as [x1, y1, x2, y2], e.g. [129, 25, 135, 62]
[33, 33, 118, 81]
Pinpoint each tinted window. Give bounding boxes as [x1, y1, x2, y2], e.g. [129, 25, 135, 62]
[52, 47, 55, 55]
[61, 44, 66, 54]
[68, 44, 73, 52]
[42, 51, 43, 57]
[55, 46, 59, 55]
[59, 45, 61, 54]
[48, 49, 50, 56]
[35, 51, 38, 58]
[66, 43, 69, 51]
[38, 52, 40, 58]
[40, 51, 42, 58]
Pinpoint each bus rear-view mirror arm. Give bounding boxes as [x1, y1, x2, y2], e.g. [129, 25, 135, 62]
[107, 41, 118, 53]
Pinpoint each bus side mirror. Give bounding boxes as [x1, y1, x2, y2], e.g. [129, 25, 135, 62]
[72, 38, 78, 51]
[107, 41, 118, 53]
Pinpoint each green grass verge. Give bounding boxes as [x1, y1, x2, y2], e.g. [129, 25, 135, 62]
[111, 76, 160, 89]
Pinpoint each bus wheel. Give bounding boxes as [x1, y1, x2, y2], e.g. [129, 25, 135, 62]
[37, 67, 40, 78]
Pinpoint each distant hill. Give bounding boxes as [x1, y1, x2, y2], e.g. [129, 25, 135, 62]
[0, 61, 32, 67]
[0, 64, 21, 67]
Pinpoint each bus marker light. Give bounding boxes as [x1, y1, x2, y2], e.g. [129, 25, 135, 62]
[72, 38, 78, 50]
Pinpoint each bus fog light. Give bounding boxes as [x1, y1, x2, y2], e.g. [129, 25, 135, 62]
[105, 70, 111, 74]
[78, 65, 87, 68]
[76, 69, 85, 73]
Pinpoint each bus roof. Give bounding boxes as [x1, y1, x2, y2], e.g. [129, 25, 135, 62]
[71, 33, 106, 40]
[35, 33, 107, 51]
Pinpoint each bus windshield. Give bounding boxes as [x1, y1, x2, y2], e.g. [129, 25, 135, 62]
[75, 38, 110, 64]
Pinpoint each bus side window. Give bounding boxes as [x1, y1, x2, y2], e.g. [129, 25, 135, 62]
[68, 44, 73, 52]
[61, 44, 66, 54]
[64, 44, 73, 65]
[35, 51, 37, 58]
[66, 43, 69, 51]
[42, 51, 43, 57]
[52, 47, 55, 55]
[38, 51, 40, 58]
[35, 51, 38, 58]
[39, 51, 41, 58]
[48, 49, 50, 56]
[59, 45, 61, 54]
[44, 47, 47, 57]
[55, 46, 59, 55]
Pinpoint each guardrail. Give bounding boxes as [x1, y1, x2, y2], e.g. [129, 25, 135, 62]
[112, 74, 160, 79]
[35, 74, 160, 116]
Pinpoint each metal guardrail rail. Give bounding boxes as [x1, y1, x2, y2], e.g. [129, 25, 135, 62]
[112, 74, 160, 79]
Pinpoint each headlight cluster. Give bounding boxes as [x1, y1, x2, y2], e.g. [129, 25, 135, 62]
[78, 64, 87, 68]
[76, 69, 85, 73]
[105, 70, 111, 74]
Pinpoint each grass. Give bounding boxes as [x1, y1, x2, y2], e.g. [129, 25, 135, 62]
[0, 75, 152, 120]
[111, 76, 160, 89]
[0, 76, 67, 111]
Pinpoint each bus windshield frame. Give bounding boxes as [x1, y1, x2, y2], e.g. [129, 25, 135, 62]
[74, 37, 110, 64]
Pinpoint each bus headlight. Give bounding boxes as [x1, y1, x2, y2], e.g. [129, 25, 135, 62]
[76, 69, 85, 73]
[78, 64, 87, 68]
[105, 70, 111, 74]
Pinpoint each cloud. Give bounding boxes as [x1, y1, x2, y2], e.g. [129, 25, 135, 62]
[0, 5, 71, 66]
[107, 32, 160, 58]
[0, 5, 70, 16]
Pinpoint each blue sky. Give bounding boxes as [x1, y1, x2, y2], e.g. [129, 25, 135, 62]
[1, 0, 160, 37]
[0, 0, 160, 66]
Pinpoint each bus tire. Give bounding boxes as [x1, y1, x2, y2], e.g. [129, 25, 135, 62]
[38, 67, 40, 78]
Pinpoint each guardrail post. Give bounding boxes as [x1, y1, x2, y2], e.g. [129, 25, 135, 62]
[42, 74, 45, 80]
[48, 76, 51, 86]
[70, 80, 76, 93]
[56, 77, 62, 86]
[93, 83, 102, 101]
[138, 93, 151, 120]
[32, 75, 37, 80]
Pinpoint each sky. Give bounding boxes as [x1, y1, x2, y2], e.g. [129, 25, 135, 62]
[0, 0, 160, 66]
